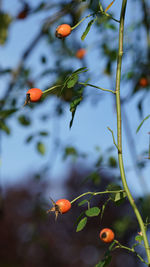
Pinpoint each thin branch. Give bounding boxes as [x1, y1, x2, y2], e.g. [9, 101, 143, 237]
[115, 0, 150, 263]
[70, 190, 124, 204]
[107, 127, 120, 151]
[43, 85, 61, 95]
[71, 13, 95, 30]
[114, 240, 148, 265]
[79, 82, 116, 94]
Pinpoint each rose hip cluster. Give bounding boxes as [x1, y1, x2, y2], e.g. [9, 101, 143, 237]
[46, 197, 114, 243]
[24, 24, 87, 105]
[24, 23, 114, 245]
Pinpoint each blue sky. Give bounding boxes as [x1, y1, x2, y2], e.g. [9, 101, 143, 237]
[0, 0, 150, 198]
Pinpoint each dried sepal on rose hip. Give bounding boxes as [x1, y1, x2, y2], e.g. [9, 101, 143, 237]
[24, 88, 43, 105]
[99, 228, 115, 243]
[55, 24, 72, 39]
[47, 197, 71, 220]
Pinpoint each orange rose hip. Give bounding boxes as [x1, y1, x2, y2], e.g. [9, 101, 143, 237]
[139, 77, 148, 87]
[55, 24, 71, 38]
[47, 198, 71, 220]
[76, 48, 86, 59]
[25, 88, 43, 104]
[55, 199, 71, 214]
[99, 228, 115, 243]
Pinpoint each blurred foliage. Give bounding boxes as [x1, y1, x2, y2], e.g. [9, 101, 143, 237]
[0, 166, 144, 267]
[0, 0, 149, 141]
[0, 12, 12, 44]
[0, 0, 150, 265]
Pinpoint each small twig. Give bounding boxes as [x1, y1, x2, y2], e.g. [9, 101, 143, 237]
[98, 10, 120, 23]
[114, 240, 148, 265]
[79, 82, 116, 94]
[43, 85, 61, 95]
[70, 190, 124, 204]
[107, 127, 120, 152]
[71, 13, 95, 30]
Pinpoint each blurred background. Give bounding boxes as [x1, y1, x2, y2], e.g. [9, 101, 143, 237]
[0, 0, 150, 266]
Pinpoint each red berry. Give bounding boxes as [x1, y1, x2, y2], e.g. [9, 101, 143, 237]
[17, 10, 28, 19]
[26, 88, 43, 104]
[76, 48, 86, 59]
[139, 77, 148, 87]
[55, 24, 71, 38]
[55, 199, 71, 214]
[47, 198, 71, 220]
[99, 228, 115, 243]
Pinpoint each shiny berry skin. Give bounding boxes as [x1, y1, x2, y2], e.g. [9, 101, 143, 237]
[99, 228, 115, 243]
[139, 77, 148, 87]
[55, 24, 71, 38]
[55, 199, 71, 214]
[26, 88, 43, 102]
[76, 48, 86, 59]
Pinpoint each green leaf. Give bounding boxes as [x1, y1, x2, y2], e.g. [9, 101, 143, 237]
[108, 156, 117, 168]
[76, 217, 87, 232]
[25, 135, 34, 143]
[85, 207, 100, 217]
[18, 115, 31, 126]
[0, 120, 10, 134]
[95, 255, 112, 267]
[108, 241, 116, 251]
[72, 67, 88, 75]
[95, 155, 103, 167]
[95, 241, 115, 266]
[70, 96, 83, 128]
[0, 109, 17, 119]
[101, 198, 110, 220]
[69, 85, 85, 129]
[59, 68, 87, 96]
[114, 191, 126, 202]
[78, 199, 88, 207]
[74, 211, 85, 226]
[0, 13, 12, 45]
[126, 71, 134, 79]
[107, 184, 126, 205]
[37, 142, 46, 155]
[88, 171, 101, 185]
[135, 235, 143, 244]
[39, 131, 49, 136]
[70, 97, 83, 113]
[67, 74, 78, 88]
[113, 216, 132, 237]
[136, 115, 150, 133]
[81, 19, 96, 41]
[99, 1, 104, 12]
[63, 146, 77, 160]
[104, 22, 116, 31]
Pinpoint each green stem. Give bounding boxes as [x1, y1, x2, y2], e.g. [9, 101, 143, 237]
[70, 190, 124, 204]
[71, 13, 94, 30]
[79, 82, 116, 94]
[115, 0, 150, 264]
[71, 11, 119, 32]
[114, 240, 148, 265]
[101, 11, 120, 23]
[107, 127, 120, 151]
[43, 85, 61, 94]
